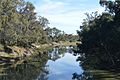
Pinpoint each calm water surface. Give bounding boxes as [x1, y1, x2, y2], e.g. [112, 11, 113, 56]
[0, 46, 119, 80]
[46, 48, 83, 80]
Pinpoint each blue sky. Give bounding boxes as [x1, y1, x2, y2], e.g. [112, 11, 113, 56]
[25, 0, 105, 34]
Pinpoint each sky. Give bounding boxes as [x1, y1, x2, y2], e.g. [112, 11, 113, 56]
[25, 0, 105, 34]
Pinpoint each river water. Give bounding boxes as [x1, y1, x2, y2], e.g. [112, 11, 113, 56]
[45, 47, 83, 80]
[0, 46, 119, 80]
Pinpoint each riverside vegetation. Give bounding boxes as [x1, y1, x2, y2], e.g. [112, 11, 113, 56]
[77, 0, 120, 73]
[0, 0, 120, 80]
[0, 0, 78, 61]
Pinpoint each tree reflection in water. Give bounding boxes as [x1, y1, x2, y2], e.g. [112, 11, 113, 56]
[48, 47, 66, 61]
[72, 71, 93, 80]
[72, 51, 120, 80]
[0, 47, 70, 80]
[0, 46, 84, 80]
[0, 53, 49, 80]
[47, 46, 83, 80]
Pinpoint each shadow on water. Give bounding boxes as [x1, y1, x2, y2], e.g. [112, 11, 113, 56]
[0, 53, 49, 80]
[72, 69, 120, 80]
[0, 46, 83, 80]
[0, 46, 119, 80]
[72, 49, 120, 80]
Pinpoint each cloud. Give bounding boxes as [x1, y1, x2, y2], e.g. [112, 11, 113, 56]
[27, 0, 105, 34]
[42, 7, 104, 34]
[35, 0, 69, 14]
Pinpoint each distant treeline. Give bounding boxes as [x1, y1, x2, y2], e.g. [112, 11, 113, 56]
[0, 0, 78, 48]
[77, 0, 120, 70]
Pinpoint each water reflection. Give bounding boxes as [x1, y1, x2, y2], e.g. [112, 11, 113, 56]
[72, 69, 120, 80]
[0, 46, 83, 80]
[73, 51, 120, 80]
[0, 58, 49, 80]
[46, 46, 83, 80]
[48, 48, 64, 61]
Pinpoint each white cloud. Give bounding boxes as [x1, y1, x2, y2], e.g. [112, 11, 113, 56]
[42, 7, 104, 34]
[32, 0, 105, 34]
[40, 2, 64, 14]
[35, 0, 69, 14]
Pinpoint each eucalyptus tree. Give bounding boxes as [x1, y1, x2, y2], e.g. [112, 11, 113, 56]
[99, 0, 120, 68]
[0, 0, 23, 46]
[77, 1, 120, 69]
[0, 0, 49, 47]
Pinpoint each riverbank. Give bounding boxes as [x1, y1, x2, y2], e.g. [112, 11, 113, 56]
[0, 41, 79, 62]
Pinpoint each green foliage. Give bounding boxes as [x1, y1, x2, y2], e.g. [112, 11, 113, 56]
[45, 27, 66, 42]
[0, 0, 48, 47]
[77, 0, 120, 70]
[0, 0, 78, 48]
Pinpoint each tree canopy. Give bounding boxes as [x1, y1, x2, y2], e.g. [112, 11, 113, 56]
[77, 0, 120, 70]
[0, 0, 72, 48]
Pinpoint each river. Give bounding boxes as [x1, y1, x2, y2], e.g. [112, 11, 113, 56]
[0, 46, 119, 80]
